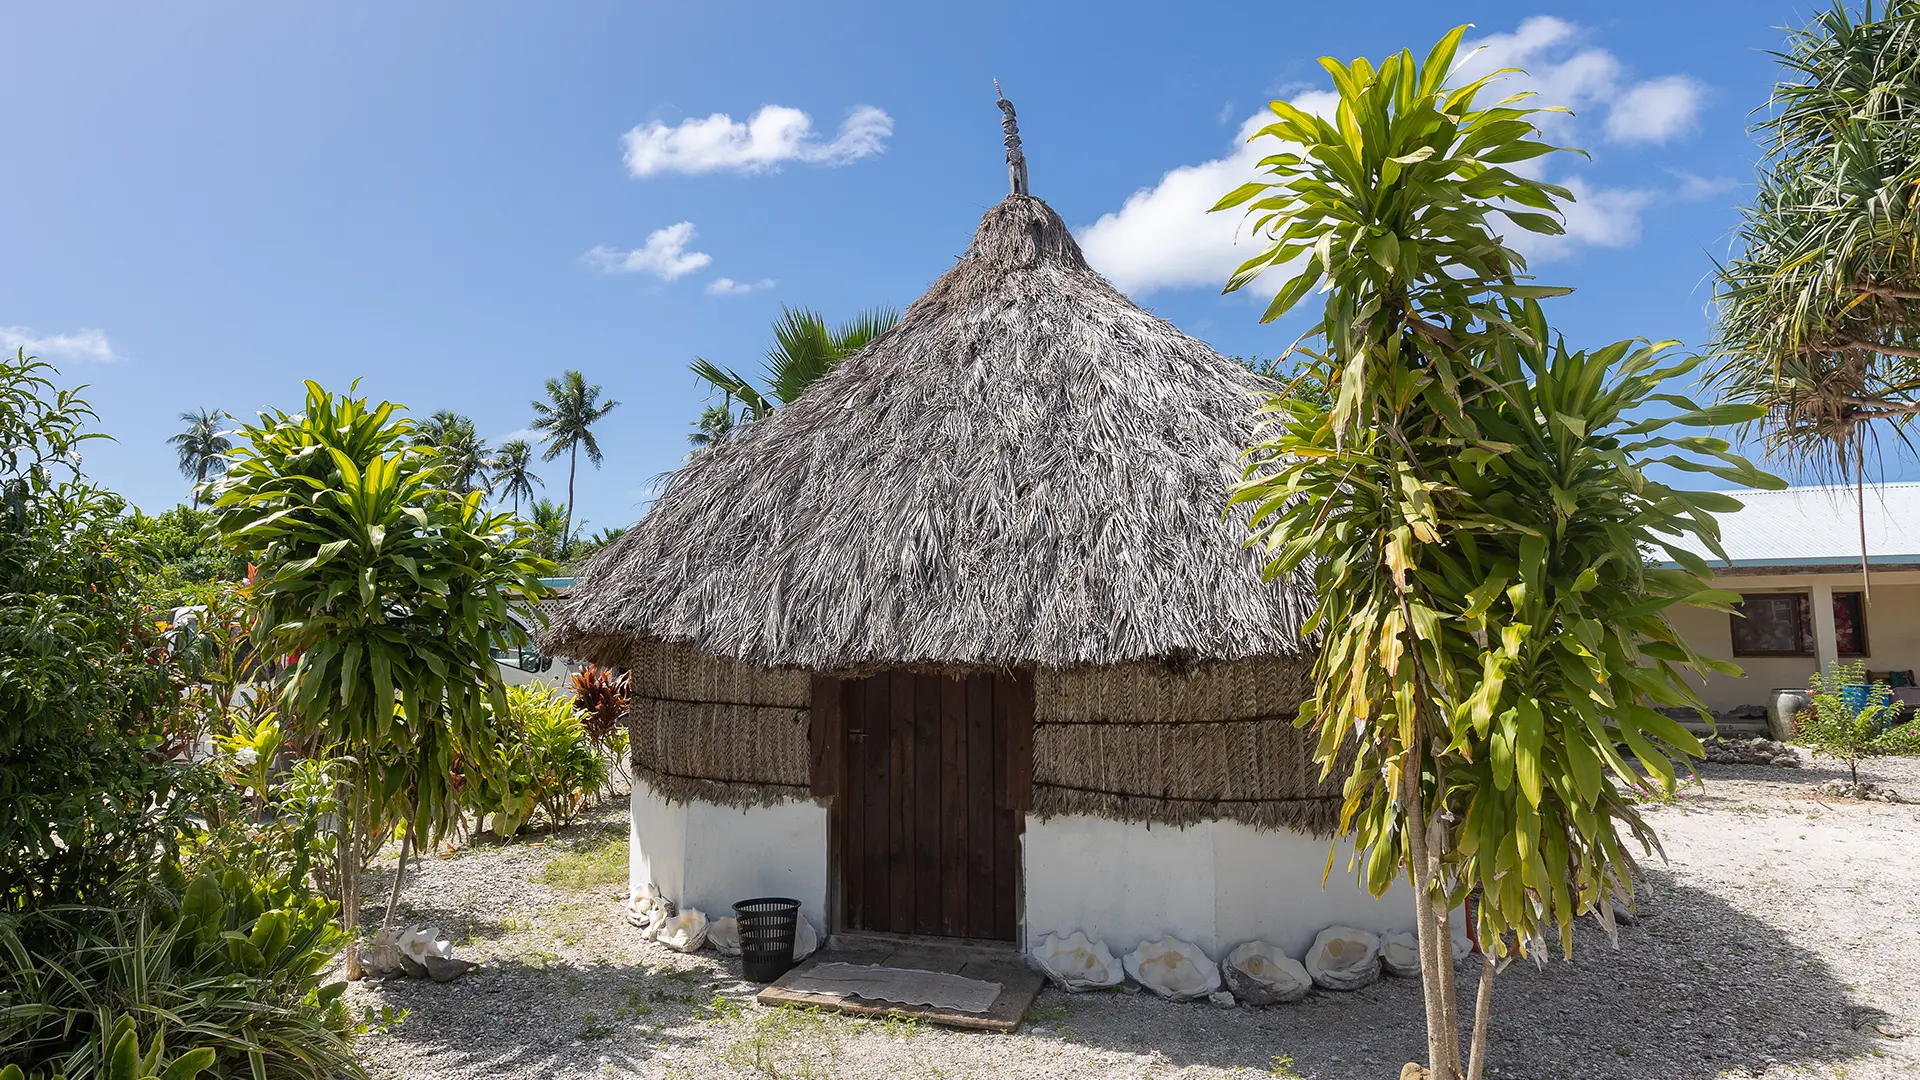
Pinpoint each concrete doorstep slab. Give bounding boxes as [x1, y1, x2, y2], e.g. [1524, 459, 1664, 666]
[754, 936, 1044, 1032]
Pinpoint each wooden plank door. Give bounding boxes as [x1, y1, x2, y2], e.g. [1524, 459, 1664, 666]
[825, 669, 1029, 940]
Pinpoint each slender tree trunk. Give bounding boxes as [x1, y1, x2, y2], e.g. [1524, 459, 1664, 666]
[564, 443, 578, 551]
[1465, 953, 1496, 1080]
[377, 815, 413, 942]
[1405, 756, 1457, 1080]
[339, 763, 364, 980]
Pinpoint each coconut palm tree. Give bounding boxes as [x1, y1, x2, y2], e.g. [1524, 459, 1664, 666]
[169, 407, 232, 507]
[686, 403, 736, 455]
[530, 371, 620, 543]
[690, 305, 898, 427]
[492, 438, 541, 515]
[412, 410, 491, 495]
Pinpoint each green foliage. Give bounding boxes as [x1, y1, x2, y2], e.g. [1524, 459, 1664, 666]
[1710, 1, 1920, 472]
[207, 381, 552, 966]
[479, 684, 607, 835]
[414, 409, 492, 495]
[531, 370, 620, 544]
[1, 1017, 216, 1080]
[0, 352, 195, 913]
[689, 305, 899, 429]
[1800, 659, 1920, 783]
[168, 407, 232, 509]
[1215, 28, 1780, 1078]
[124, 507, 248, 606]
[209, 380, 551, 850]
[490, 438, 540, 515]
[0, 868, 359, 1080]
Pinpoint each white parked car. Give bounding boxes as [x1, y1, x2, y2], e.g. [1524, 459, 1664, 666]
[491, 612, 580, 691]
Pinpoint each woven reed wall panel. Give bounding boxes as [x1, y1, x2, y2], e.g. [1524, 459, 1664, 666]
[1036, 656, 1311, 725]
[625, 640, 812, 808]
[1031, 658, 1340, 835]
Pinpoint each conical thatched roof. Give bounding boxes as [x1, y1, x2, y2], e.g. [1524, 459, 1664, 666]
[547, 193, 1313, 673]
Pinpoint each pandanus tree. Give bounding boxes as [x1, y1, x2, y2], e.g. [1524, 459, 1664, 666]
[1214, 29, 1781, 1079]
[208, 383, 551, 977]
[1710, 0, 1920, 578]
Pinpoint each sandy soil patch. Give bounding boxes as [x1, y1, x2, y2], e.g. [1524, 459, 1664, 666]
[344, 753, 1920, 1080]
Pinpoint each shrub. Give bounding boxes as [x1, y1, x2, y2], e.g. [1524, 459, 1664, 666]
[1801, 659, 1920, 784]
[1, 352, 196, 913]
[0, 867, 361, 1080]
[477, 685, 606, 835]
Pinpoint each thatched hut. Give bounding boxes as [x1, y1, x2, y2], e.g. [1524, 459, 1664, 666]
[547, 103, 1413, 958]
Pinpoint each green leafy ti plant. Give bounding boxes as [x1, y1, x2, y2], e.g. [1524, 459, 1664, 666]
[1800, 659, 1920, 785]
[207, 382, 552, 976]
[1214, 29, 1780, 1080]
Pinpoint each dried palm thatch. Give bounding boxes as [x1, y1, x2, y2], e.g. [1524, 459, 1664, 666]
[1032, 657, 1342, 834]
[547, 193, 1315, 672]
[625, 640, 812, 807]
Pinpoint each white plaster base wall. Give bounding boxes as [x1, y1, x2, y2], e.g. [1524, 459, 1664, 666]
[629, 784, 828, 931]
[1023, 814, 1418, 959]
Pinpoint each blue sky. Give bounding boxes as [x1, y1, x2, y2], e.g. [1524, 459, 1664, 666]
[0, 2, 1853, 533]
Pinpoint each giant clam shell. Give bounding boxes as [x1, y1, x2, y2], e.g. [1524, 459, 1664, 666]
[1221, 941, 1311, 1005]
[658, 909, 709, 953]
[1381, 929, 1472, 976]
[1122, 936, 1220, 1002]
[707, 916, 741, 956]
[1304, 926, 1382, 991]
[399, 924, 453, 964]
[1381, 931, 1421, 977]
[793, 916, 819, 961]
[1028, 931, 1124, 992]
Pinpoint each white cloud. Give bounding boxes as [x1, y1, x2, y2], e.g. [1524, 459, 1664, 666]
[1606, 75, 1706, 144]
[584, 222, 712, 280]
[705, 277, 776, 296]
[492, 427, 537, 446]
[622, 104, 893, 177]
[1078, 18, 1712, 295]
[0, 326, 117, 363]
[1521, 178, 1656, 259]
[1079, 95, 1337, 296]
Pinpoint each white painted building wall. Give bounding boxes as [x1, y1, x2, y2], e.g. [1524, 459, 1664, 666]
[629, 785, 829, 931]
[1022, 813, 1417, 959]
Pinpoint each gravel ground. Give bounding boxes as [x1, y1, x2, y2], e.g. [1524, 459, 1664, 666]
[344, 753, 1920, 1080]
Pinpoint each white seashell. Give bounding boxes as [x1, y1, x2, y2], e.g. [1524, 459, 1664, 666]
[1304, 926, 1382, 991]
[1027, 931, 1123, 992]
[1381, 931, 1421, 977]
[1122, 937, 1220, 1002]
[1220, 941, 1312, 1006]
[399, 925, 453, 963]
[1380, 929, 1475, 974]
[707, 916, 741, 956]
[657, 909, 709, 953]
[792, 916, 819, 961]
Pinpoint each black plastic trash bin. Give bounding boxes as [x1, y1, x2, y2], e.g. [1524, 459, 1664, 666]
[733, 896, 803, 983]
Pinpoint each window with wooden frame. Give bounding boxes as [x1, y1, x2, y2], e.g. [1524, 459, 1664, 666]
[1729, 591, 1868, 658]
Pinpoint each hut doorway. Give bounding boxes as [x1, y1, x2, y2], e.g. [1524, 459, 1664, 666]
[811, 670, 1031, 941]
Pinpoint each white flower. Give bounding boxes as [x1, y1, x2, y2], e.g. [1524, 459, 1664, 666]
[235, 747, 260, 767]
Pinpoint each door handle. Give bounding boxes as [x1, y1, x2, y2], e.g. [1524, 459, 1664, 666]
[848, 730, 867, 741]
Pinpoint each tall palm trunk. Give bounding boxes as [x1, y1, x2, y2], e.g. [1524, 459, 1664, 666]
[563, 442, 578, 550]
